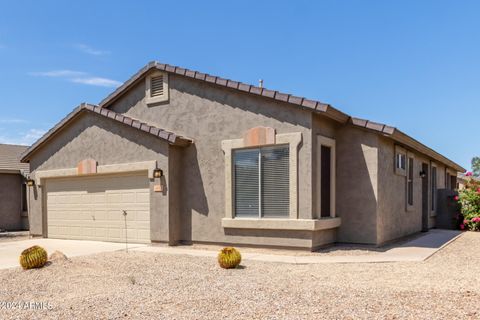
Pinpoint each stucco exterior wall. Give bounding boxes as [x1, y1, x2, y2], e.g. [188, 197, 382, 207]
[311, 114, 340, 219]
[376, 137, 447, 244]
[27, 112, 170, 241]
[0, 173, 24, 230]
[109, 73, 316, 247]
[24, 67, 459, 248]
[335, 127, 379, 244]
[431, 162, 446, 228]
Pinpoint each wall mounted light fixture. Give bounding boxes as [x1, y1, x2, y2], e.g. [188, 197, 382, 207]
[153, 168, 163, 179]
[419, 170, 427, 178]
[26, 179, 35, 187]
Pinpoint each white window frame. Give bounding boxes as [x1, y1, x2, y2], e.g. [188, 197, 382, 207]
[430, 162, 438, 216]
[316, 135, 336, 218]
[406, 152, 414, 211]
[395, 145, 407, 176]
[222, 132, 302, 220]
[145, 71, 169, 105]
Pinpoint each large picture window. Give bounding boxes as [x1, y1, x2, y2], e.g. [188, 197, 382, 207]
[233, 145, 289, 218]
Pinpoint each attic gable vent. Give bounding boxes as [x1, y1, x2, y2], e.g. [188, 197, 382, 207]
[150, 75, 164, 97]
[145, 71, 169, 105]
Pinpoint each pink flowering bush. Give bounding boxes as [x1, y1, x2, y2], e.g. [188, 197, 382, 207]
[456, 172, 480, 231]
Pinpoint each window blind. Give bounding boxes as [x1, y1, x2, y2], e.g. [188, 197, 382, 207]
[234, 149, 260, 217]
[261, 146, 289, 217]
[233, 145, 289, 218]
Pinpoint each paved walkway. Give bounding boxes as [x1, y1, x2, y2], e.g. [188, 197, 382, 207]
[0, 238, 146, 270]
[0, 230, 462, 269]
[133, 229, 462, 264]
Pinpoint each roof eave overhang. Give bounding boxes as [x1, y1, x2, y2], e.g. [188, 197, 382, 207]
[96, 62, 463, 172]
[99, 62, 350, 124]
[0, 169, 23, 174]
[349, 119, 464, 172]
[390, 130, 465, 172]
[21, 103, 192, 163]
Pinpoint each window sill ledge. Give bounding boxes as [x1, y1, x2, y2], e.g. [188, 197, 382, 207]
[221, 217, 341, 231]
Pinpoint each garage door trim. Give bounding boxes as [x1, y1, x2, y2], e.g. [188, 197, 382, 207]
[34, 160, 157, 186]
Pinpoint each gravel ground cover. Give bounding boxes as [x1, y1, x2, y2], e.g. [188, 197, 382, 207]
[0, 232, 478, 319]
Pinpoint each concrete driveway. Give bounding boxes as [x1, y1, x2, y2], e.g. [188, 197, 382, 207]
[0, 238, 147, 270]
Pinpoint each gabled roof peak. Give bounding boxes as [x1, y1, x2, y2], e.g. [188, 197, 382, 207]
[20, 103, 192, 162]
[99, 61, 350, 123]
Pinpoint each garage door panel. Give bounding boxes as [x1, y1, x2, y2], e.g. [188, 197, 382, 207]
[47, 173, 151, 243]
[136, 192, 150, 203]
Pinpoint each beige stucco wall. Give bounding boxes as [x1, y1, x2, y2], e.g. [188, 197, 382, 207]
[25, 68, 457, 248]
[376, 137, 447, 244]
[0, 173, 25, 231]
[311, 114, 340, 219]
[109, 73, 320, 248]
[27, 112, 171, 242]
[335, 127, 379, 244]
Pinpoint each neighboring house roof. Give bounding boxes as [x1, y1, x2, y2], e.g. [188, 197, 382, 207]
[22, 61, 465, 172]
[0, 144, 30, 174]
[21, 103, 193, 162]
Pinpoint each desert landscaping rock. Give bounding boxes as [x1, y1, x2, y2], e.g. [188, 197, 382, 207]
[49, 251, 69, 262]
[0, 232, 478, 319]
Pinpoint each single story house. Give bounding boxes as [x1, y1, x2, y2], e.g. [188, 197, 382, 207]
[0, 144, 29, 231]
[21, 61, 464, 250]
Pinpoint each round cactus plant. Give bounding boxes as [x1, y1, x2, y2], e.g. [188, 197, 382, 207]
[218, 247, 241, 269]
[19, 245, 48, 270]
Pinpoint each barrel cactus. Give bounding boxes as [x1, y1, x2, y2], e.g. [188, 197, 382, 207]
[19, 245, 48, 270]
[218, 247, 241, 269]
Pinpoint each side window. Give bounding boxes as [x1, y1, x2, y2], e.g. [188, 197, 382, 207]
[21, 182, 27, 212]
[395, 146, 407, 176]
[431, 164, 437, 213]
[406, 155, 414, 210]
[317, 135, 336, 218]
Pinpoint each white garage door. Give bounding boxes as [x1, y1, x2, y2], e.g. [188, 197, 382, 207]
[46, 173, 151, 243]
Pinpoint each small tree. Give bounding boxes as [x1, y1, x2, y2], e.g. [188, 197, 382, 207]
[472, 157, 480, 177]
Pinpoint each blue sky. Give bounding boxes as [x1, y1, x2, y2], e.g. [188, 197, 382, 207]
[0, 1, 478, 170]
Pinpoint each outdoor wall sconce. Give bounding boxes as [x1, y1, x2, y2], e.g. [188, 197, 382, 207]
[419, 170, 427, 178]
[153, 168, 163, 179]
[26, 179, 35, 187]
